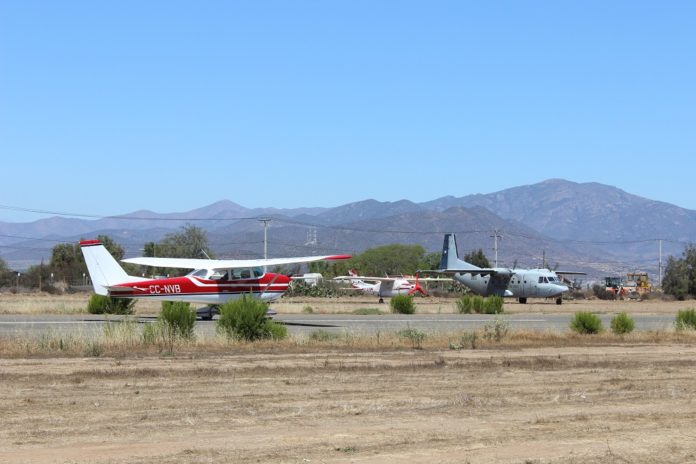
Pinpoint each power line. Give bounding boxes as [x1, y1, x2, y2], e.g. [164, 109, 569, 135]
[0, 203, 263, 222]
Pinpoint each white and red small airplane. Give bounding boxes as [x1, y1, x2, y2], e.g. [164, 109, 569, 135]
[80, 239, 351, 318]
[333, 269, 443, 303]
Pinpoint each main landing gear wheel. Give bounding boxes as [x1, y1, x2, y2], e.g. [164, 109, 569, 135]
[518, 297, 527, 304]
[556, 297, 563, 305]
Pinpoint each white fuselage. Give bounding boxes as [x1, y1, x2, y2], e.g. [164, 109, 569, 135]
[350, 278, 416, 298]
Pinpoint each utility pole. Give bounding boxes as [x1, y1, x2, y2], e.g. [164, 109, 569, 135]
[658, 239, 663, 288]
[490, 229, 502, 268]
[258, 218, 271, 270]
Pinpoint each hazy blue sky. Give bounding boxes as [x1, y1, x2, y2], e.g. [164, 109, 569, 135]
[1, 1, 694, 223]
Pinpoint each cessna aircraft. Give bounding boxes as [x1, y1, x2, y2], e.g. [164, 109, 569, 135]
[80, 239, 351, 318]
[333, 269, 448, 303]
[433, 234, 583, 304]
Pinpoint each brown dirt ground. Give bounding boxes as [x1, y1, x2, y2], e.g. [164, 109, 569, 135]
[2, 344, 696, 463]
[2, 294, 696, 463]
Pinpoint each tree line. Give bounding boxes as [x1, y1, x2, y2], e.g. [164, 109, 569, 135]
[0, 225, 212, 292]
[4, 223, 696, 302]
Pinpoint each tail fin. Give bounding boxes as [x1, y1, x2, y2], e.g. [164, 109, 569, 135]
[439, 234, 481, 271]
[80, 240, 135, 295]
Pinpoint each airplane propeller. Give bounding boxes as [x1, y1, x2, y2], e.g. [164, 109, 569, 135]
[408, 273, 428, 296]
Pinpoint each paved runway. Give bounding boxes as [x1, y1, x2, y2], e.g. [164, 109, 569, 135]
[0, 313, 678, 339]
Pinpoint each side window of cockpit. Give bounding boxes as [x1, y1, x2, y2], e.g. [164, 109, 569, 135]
[192, 269, 208, 279]
[538, 277, 543, 283]
[253, 267, 263, 278]
[240, 269, 251, 279]
[210, 271, 227, 280]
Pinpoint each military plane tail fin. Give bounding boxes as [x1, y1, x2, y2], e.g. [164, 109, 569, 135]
[439, 234, 482, 271]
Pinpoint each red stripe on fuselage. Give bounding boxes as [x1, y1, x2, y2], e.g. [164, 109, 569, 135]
[110, 273, 291, 298]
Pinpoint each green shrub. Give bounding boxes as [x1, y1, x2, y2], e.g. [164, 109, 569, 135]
[470, 295, 484, 313]
[266, 321, 288, 340]
[390, 295, 416, 314]
[610, 312, 635, 335]
[216, 295, 286, 341]
[159, 301, 196, 340]
[456, 295, 503, 314]
[570, 312, 604, 334]
[286, 280, 342, 297]
[456, 295, 474, 314]
[87, 294, 135, 315]
[675, 308, 696, 331]
[397, 327, 426, 349]
[302, 305, 314, 314]
[482, 295, 504, 314]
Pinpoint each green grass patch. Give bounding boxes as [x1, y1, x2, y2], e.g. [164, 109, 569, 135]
[352, 308, 383, 315]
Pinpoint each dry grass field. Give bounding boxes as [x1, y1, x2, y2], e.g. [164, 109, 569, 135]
[2, 293, 696, 463]
[2, 345, 696, 463]
[2, 291, 695, 315]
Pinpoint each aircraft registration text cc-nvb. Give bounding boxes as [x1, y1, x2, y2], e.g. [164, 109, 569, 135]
[79, 240, 351, 318]
[432, 234, 584, 304]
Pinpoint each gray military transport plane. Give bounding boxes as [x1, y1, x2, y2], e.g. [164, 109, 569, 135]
[432, 233, 584, 304]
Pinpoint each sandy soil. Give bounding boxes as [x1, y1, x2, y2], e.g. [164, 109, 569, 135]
[2, 344, 696, 463]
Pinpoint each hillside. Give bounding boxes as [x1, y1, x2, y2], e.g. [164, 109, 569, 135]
[1, 179, 692, 279]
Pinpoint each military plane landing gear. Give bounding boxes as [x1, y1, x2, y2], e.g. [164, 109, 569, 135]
[518, 297, 527, 304]
[556, 297, 563, 305]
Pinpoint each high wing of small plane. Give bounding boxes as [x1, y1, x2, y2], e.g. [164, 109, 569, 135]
[80, 240, 351, 317]
[333, 269, 448, 303]
[428, 234, 584, 305]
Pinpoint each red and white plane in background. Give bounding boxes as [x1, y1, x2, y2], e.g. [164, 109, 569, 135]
[80, 239, 351, 319]
[333, 269, 447, 303]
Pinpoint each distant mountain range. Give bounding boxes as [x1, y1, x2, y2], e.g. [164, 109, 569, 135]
[1, 179, 692, 281]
